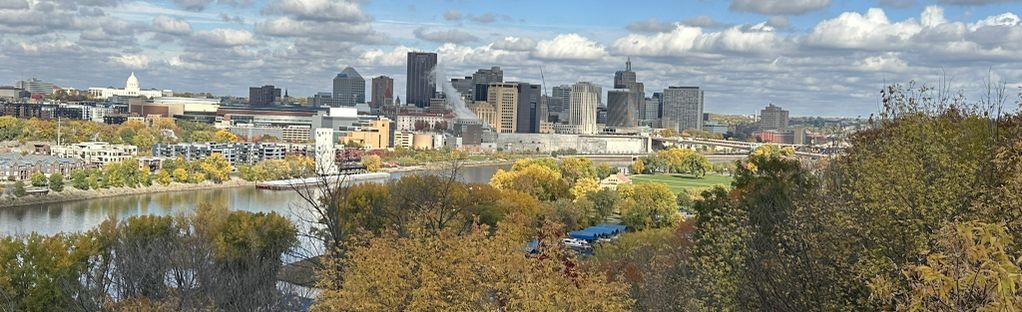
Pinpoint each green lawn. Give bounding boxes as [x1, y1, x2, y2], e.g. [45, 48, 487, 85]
[631, 174, 733, 196]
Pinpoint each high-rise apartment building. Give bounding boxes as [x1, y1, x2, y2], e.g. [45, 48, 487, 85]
[332, 67, 365, 106]
[371, 76, 394, 108]
[662, 86, 704, 132]
[249, 85, 280, 106]
[406, 52, 437, 108]
[487, 82, 519, 133]
[566, 82, 599, 134]
[759, 103, 789, 130]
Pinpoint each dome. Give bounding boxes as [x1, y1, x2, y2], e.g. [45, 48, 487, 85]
[125, 72, 140, 91]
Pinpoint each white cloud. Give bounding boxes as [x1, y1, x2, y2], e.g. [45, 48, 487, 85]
[263, 0, 368, 23]
[152, 15, 192, 35]
[437, 43, 525, 65]
[491, 36, 537, 52]
[857, 52, 908, 72]
[730, 0, 831, 15]
[806, 8, 922, 50]
[359, 46, 414, 66]
[256, 16, 376, 41]
[194, 28, 253, 46]
[533, 34, 608, 60]
[110, 53, 150, 69]
[968, 12, 1020, 30]
[614, 24, 781, 56]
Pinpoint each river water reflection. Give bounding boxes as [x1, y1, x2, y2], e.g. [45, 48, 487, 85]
[0, 165, 504, 236]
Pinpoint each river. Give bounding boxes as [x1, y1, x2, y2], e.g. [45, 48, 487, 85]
[0, 165, 505, 236]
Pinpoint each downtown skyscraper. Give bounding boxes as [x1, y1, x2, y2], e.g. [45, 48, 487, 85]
[333, 67, 365, 106]
[371, 75, 394, 109]
[609, 58, 645, 128]
[406, 52, 437, 108]
[662, 86, 704, 132]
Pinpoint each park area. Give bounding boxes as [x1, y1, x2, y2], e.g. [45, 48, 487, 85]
[631, 173, 733, 196]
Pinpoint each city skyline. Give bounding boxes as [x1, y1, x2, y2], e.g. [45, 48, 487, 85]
[2, 0, 1021, 117]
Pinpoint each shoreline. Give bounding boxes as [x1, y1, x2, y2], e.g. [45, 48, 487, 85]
[0, 159, 514, 209]
[0, 179, 257, 209]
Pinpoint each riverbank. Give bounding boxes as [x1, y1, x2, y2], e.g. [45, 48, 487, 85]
[0, 160, 514, 209]
[0, 179, 256, 209]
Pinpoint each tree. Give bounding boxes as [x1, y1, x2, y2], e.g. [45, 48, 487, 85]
[511, 158, 559, 172]
[132, 128, 160, 154]
[0, 116, 24, 141]
[631, 159, 645, 175]
[48, 173, 64, 192]
[893, 221, 1022, 311]
[172, 168, 189, 183]
[617, 183, 679, 231]
[596, 163, 617, 180]
[155, 170, 172, 186]
[490, 164, 568, 201]
[71, 169, 89, 190]
[200, 153, 232, 183]
[559, 157, 597, 184]
[12, 181, 27, 197]
[188, 130, 213, 142]
[212, 129, 239, 143]
[361, 155, 382, 172]
[314, 217, 634, 311]
[656, 148, 710, 177]
[29, 172, 47, 187]
[589, 188, 619, 224]
[569, 177, 600, 201]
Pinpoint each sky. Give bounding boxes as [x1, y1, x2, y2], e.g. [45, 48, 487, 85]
[1, 0, 1021, 117]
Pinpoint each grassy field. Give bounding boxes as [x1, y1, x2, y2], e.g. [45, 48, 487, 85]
[631, 174, 734, 196]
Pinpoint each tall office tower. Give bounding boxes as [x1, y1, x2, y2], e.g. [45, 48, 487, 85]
[643, 97, 659, 126]
[450, 76, 474, 101]
[371, 76, 394, 108]
[406, 52, 437, 108]
[516, 82, 542, 133]
[550, 85, 572, 116]
[576, 81, 603, 107]
[567, 82, 599, 134]
[759, 103, 790, 130]
[471, 66, 503, 101]
[652, 92, 664, 118]
[249, 85, 281, 106]
[607, 89, 636, 128]
[333, 67, 365, 106]
[662, 86, 704, 132]
[613, 58, 646, 126]
[487, 82, 519, 133]
[614, 58, 637, 89]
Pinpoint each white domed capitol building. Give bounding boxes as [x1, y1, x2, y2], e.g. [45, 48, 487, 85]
[88, 73, 171, 99]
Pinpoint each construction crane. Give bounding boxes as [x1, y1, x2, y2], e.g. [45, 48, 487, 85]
[540, 67, 548, 97]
